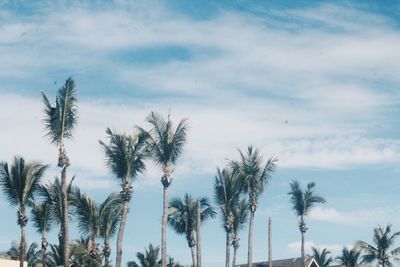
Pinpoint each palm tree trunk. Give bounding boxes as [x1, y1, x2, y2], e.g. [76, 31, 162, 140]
[61, 166, 70, 267]
[20, 224, 26, 267]
[247, 210, 255, 267]
[232, 244, 238, 267]
[301, 228, 305, 267]
[196, 200, 202, 267]
[161, 184, 168, 267]
[225, 231, 231, 267]
[190, 245, 197, 267]
[115, 200, 129, 267]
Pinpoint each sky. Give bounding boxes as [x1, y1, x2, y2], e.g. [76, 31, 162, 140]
[0, 0, 400, 266]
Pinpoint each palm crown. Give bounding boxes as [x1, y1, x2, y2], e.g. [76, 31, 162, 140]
[288, 180, 326, 218]
[311, 247, 333, 267]
[336, 247, 361, 267]
[41, 77, 78, 145]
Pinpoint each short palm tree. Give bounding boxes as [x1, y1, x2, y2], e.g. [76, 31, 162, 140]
[100, 127, 148, 267]
[31, 202, 54, 267]
[139, 111, 188, 267]
[168, 194, 216, 267]
[311, 247, 333, 267]
[166, 257, 184, 267]
[70, 236, 102, 267]
[336, 247, 361, 267]
[42, 77, 78, 267]
[214, 166, 244, 267]
[357, 224, 400, 267]
[288, 181, 326, 267]
[128, 243, 161, 267]
[233, 146, 277, 267]
[0, 156, 48, 267]
[231, 199, 249, 267]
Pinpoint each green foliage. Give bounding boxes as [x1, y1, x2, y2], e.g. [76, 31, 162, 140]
[357, 224, 400, 266]
[41, 77, 78, 145]
[31, 202, 54, 235]
[128, 243, 161, 267]
[0, 156, 48, 208]
[140, 111, 188, 168]
[232, 198, 249, 238]
[99, 128, 148, 183]
[336, 247, 361, 267]
[288, 180, 326, 218]
[70, 237, 102, 267]
[311, 247, 333, 267]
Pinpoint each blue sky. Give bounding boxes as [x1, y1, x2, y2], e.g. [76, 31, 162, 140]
[0, 0, 400, 266]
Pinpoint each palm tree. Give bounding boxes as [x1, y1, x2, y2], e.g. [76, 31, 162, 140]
[0, 156, 48, 267]
[128, 243, 161, 267]
[31, 202, 54, 267]
[233, 146, 277, 267]
[288, 181, 326, 267]
[168, 194, 216, 267]
[139, 111, 188, 267]
[311, 247, 333, 267]
[214, 166, 244, 267]
[6, 242, 40, 266]
[166, 257, 184, 267]
[99, 127, 148, 267]
[70, 236, 102, 267]
[357, 224, 400, 267]
[99, 194, 123, 267]
[336, 247, 361, 267]
[42, 77, 78, 267]
[48, 243, 64, 266]
[231, 199, 249, 267]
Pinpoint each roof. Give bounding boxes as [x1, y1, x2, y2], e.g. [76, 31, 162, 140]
[236, 256, 319, 267]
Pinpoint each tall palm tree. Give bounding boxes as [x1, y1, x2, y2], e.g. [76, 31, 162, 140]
[357, 224, 400, 267]
[100, 127, 148, 267]
[214, 167, 244, 267]
[311, 247, 333, 267]
[231, 199, 249, 267]
[31, 202, 54, 267]
[168, 194, 216, 267]
[233, 146, 277, 267]
[42, 77, 78, 267]
[288, 181, 326, 267]
[139, 111, 188, 267]
[128, 243, 161, 267]
[0, 156, 48, 267]
[336, 247, 361, 267]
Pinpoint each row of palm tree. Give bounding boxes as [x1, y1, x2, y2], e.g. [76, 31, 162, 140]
[312, 224, 400, 267]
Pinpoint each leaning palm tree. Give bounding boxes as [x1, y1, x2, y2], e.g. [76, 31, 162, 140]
[139, 111, 188, 267]
[233, 146, 277, 267]
[357, 224, 400, 267]
[336, 247, 361, 267]
[31, 202, 54, 267]
[100, 127, 148, 267]
[311, 247, 333, 267]
[0, 156, 48, 267]
[214, 166, 244, 267]
[42, 77, 78, 267]
[231, 199, 249, 267]
[288, 181, 326, 267]
[168, 194, 216, 267]
[128, 243, 161, 267]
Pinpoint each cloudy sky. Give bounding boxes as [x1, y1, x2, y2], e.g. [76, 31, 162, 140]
[1, 0, 400, 266]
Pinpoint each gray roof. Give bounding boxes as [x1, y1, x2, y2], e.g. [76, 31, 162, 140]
[236, 256, 319, 267]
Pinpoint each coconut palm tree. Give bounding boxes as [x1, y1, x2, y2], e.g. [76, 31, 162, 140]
[139, 111, 188, 267]
[48, 243, 64, 266]
[31, 202, 54, 267]
[311, 247, 333, 267]
[99, 194, 123, 267]
[336, 247, 361, 267]
[214, 167, 244, 267]
[100, 127, 148, 267]
[6, 242, 40, 266]
[288, 181, 326, 267]
[70, 236, 102, 267]
[357, 224, 400, 267]
[231, 199, 249, 267]
[42, 77, 78, 267]
[166, 257, 184, 267]
[128, 243, 161, 267]
[232, 146, 277, 267]
[168, 194, 216, 267]
[0, 156, 48, 267]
